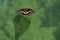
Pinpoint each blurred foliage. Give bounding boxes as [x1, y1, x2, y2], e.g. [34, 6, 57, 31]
[13, 15, 31, 40]
[0, 0, 60, 40]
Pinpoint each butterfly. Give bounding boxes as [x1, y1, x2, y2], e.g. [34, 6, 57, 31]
[18, 8, 34, 15]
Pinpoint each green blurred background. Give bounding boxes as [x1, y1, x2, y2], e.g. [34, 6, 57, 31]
[0, 0, 60, 40]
